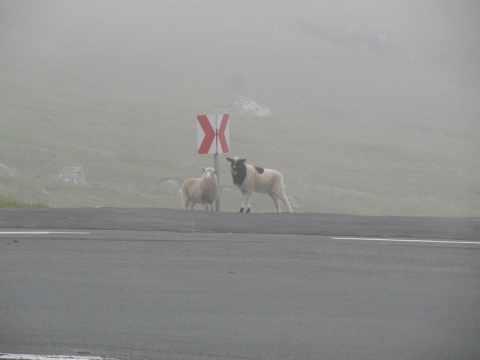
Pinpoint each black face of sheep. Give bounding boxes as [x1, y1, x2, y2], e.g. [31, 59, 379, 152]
[227, 157, 293, 213]
[227, 157, 247, 186]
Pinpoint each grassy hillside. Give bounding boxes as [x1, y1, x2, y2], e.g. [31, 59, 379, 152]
[1, 0, 479, 216]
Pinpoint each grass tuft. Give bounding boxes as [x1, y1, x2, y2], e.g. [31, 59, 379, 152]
[0, 196, 46, 208]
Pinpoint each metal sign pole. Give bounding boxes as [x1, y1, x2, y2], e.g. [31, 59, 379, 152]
[214, 115, 220, 212]
[214, 151, 220, 212]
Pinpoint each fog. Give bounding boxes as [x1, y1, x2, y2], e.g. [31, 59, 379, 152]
[1, 0, 479, 216]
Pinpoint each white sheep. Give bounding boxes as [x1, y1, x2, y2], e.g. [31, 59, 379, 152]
[181, 167, 218, 211]
[227, 157, 292, 213]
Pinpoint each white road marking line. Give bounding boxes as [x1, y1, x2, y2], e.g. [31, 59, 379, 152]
[0, 231, 90, 235]
[0, 354, 116, 360]
[332, 237, 480, 245]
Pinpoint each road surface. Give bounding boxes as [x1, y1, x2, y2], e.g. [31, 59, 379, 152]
[1, 208, 479, 360]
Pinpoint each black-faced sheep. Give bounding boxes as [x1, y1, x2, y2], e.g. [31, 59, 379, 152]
[226, 157, 292, 213]
[181, 167, 218, 211]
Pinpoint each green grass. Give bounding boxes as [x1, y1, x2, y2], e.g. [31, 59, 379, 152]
[0, 195, 46, 208]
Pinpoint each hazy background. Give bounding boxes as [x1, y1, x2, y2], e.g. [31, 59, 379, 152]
[1, 0, 479, 216]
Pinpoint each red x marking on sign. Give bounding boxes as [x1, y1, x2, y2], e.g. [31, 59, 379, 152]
[218, 114, 229, 153]
[196, 114, 230, 154]
[196, 115, 216, 154]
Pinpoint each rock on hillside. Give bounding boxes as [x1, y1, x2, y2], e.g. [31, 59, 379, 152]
[56, 166, 86, 186]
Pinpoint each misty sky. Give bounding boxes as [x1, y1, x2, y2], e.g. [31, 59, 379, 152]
[2, 0, 479, 73]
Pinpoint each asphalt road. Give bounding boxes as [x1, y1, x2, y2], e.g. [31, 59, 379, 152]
[0, 207, 478, 239]
[1, 208, 479, 360]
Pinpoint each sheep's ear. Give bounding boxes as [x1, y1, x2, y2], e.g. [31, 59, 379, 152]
[239, 158, 246, 163]
[201, 167, 206, 172]
[226, 157, 233, 163]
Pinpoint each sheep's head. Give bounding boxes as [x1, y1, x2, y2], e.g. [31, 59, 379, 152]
[226, 157, 246, 173]
[201, 167, 217, 179]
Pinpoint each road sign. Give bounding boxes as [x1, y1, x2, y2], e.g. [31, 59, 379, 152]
[196, 114, 229, 154]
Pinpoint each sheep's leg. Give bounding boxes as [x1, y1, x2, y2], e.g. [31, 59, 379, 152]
[182, 195, 190, 210]
[273, 198, 281, 213]
[239, 192, 246, 213]
[282, 195, 293, 213]
[244, 192, 252, 213]
[268, 192, 282, 213]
